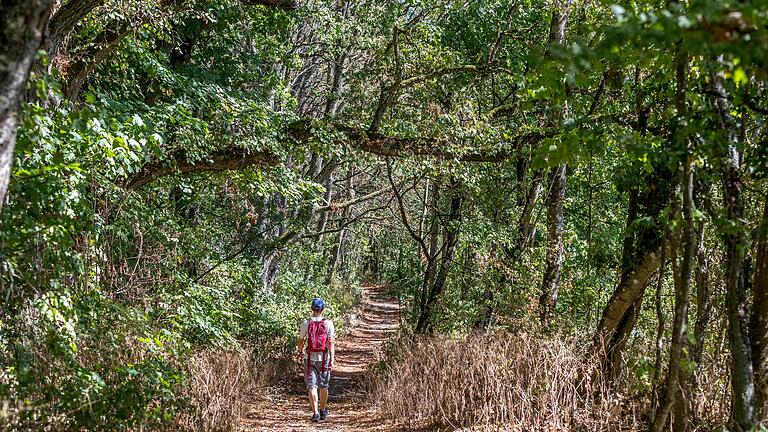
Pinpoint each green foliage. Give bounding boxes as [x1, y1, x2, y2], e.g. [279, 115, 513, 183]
[4, 0, 768, 428]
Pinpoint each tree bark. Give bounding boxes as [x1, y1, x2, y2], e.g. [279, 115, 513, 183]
[752, 197, 768, 421]
[537, 0, 572, 325]
[652, 161, 695, 432]
[47, 0, 105, 63]
[595, 170, 671, 381]
[0, 0, 52, 211]
[416, 189, 462, 334]
[692, 216, 711, 369]
[540, 163, 566, 326]
[651, 45, 694, 432]
[710, 60, 756, 431]
[595, 246, 662, 380]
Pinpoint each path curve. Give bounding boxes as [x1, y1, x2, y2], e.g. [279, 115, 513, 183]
[240, 285, 400, 432]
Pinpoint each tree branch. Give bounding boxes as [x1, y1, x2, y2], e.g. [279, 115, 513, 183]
[313, 187, 391, 213]
[239, 0, 298, 10]
[125, 119, 553, 189]
[386, 159, 431, 259]
[125, 147, 278, 189]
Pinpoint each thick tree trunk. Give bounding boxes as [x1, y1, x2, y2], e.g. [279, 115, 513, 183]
[595, 247, 661, 379]
[594, 55, 672, 382]
[595, 167, 670, 381]
[47, 0, 104, 63]
[752, 198, 768, 421]
[0, 0, 52, 211]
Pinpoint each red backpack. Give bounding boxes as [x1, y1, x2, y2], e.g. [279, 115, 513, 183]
[306, 319, 330, 373]
[307, 319, 329, 353]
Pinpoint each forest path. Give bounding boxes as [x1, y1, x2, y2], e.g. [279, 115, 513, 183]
[239, 284, 402, 432]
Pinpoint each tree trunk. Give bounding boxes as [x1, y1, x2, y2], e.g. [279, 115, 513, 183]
[595, 170, 670, 381]
[0, 0, 52, 211]
[417, 181, 441, 314]
[752, 197, 768, 421]
[540, 163, 566, 326]
[651, 227, 670, 419]
[596, 247, 661, 380]
[652, 161, 696, 431]
[594, 55, 672, 382]
[47, 0, 104, 63]
[710, 60, 756, 431]
[692, 218, 711, 369]
[651, 45, 694, 432]
[537, 0, 572, 325]
[416, 190, 462, 334]
[476, 168, 542, 331]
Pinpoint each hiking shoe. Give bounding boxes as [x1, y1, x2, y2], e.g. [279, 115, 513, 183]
[320, 408, 329, 420]
[310, 413, 320, 423]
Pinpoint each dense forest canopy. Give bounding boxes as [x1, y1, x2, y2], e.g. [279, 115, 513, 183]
[2, 0, 768, 430]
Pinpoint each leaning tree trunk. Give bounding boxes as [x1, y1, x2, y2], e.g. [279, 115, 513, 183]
[0, 0, 52, 212]
[595, 169, 671, 381]
[46, 0, 105, 66]
[593, 60, 672, 382]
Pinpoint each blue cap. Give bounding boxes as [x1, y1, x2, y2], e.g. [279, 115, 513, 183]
[311, 298, 325, 310]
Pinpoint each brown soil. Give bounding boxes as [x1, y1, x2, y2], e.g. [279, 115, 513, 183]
[239, 285, 403, 432]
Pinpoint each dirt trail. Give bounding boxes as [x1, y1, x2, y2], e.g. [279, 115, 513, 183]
[240, 285, 401, 432]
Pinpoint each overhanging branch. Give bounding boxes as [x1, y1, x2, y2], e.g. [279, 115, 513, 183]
[125, 120, 551, 189]
[125, 147, 278, 189]
[240, 0, 298, 10]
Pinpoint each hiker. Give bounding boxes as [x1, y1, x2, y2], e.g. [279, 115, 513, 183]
[297, 297, 335, 423]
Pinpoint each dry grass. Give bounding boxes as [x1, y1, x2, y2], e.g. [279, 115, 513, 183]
[172, 349, 254, 432]
[369, 332, 644, 432]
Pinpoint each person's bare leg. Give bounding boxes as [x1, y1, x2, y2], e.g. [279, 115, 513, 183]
[307, 387, 319, 415]
[319, 387, 328, 411]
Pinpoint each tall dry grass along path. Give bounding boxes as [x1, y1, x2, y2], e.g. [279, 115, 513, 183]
[240, 284, 400, 432]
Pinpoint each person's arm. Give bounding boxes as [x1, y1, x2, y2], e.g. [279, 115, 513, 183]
[297, 320, 306, 360]
[328, 321, 335, 369]
[297, 337, 305, 359]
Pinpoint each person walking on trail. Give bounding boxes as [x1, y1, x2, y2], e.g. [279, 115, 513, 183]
[297, 297, 335, 423]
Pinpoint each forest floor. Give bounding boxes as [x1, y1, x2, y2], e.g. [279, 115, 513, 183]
[239, 284, 406, 432]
